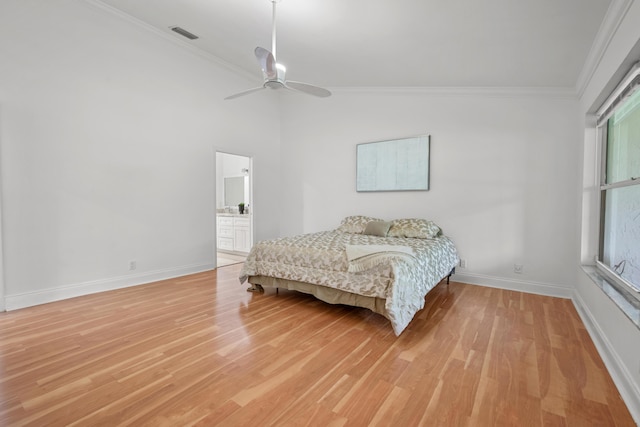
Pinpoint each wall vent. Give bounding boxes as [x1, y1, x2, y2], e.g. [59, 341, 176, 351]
[170, 26, 199, 40]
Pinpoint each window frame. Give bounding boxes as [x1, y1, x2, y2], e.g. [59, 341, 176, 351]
[595, 62, 640, 298]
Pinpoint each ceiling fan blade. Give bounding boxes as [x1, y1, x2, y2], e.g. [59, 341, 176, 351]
[255, 47, 277, 80]
[224, 86, 266, 100]
[285, 81, 331, 98]
[228, 1, 331, 101]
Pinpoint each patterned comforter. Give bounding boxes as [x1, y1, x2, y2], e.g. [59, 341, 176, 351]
[239, 230, 459, 335]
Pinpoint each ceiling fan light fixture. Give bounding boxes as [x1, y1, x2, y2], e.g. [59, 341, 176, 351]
[224, 0, 331, 100]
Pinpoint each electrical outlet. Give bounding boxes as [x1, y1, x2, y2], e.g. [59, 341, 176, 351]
[514, 264, 523, 274]
[129, 260, 137, 271]
[459, 259, 467, 269]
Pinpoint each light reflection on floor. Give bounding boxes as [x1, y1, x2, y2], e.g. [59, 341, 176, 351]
[217, 252, 246, 267]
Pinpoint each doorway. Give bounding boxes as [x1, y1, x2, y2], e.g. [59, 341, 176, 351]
[215, 152, 253, 267]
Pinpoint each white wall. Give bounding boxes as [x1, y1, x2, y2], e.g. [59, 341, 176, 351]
[575, 0, 640, 421]
[0, 119, 4, 311]
[0, 0, 282, 308]
[279, 89, 581, 295]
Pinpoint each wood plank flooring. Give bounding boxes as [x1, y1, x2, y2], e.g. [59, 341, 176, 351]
[0, 264, 635, 426]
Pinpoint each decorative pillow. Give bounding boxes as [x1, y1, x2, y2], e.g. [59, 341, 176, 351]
[387, 218, 441, 239]
[336, 215, 384, 234]
[363, 220, 392, 237]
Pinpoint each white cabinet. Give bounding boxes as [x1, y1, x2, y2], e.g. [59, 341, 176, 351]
[217, 216, 235, 251]
[217, 215, 251, 254]
[233, 217, 251, 252]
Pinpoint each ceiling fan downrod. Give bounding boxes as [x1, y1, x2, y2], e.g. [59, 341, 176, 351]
[271, 0, 278, 60]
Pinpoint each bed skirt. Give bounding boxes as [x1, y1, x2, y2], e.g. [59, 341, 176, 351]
[247, 275, 390, 320]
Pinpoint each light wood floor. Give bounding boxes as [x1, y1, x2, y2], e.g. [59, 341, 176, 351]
[0, 264, 634, 426]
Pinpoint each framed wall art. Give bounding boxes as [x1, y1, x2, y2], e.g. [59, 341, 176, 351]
[356, 134, 430, 192]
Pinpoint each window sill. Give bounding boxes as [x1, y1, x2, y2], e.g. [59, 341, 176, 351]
[582, 266, 640, 329]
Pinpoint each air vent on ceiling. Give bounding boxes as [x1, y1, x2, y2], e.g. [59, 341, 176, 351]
[170, 26, 199, 40]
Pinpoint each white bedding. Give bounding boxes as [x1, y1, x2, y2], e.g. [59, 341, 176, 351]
[239, 230, 458, 335]
[345, 244, 416, 272]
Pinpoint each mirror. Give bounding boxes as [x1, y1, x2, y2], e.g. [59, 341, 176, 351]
[224, 176, 245, 206]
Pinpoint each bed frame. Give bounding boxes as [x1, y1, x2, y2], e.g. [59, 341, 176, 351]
[247, 267, 456, 320]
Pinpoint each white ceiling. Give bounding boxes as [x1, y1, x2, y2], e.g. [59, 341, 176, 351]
[96, 0, 612, 90]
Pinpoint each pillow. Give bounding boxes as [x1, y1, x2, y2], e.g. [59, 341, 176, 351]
[336, 215, 384, 234]
[387, 218, 441, 239]
[363, 220, 392, 237]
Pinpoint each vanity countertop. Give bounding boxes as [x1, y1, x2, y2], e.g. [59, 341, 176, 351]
[217, 213, 250, 217]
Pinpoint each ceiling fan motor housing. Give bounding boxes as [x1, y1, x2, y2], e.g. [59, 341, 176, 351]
[265, 80, 284, 89]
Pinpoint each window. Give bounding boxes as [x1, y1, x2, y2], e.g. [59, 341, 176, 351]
[596, 63, 640, 296]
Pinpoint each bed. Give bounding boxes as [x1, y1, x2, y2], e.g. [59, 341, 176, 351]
[239, 216, 459, 335]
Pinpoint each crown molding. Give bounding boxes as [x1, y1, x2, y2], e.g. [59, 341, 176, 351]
[82, 0, 584, 100]
[82, 0, 257, 83]
[330, 86, 578, 99]
[575, 0, 635, 98]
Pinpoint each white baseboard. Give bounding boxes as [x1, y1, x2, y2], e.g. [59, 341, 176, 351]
[4, 262, 216, 311]
[453, 271, 640, 425]
[452, 272, 574, 299]
[572, 290, 640, 425]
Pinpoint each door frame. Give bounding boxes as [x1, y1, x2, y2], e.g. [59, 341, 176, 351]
[214, 150, 254, 259]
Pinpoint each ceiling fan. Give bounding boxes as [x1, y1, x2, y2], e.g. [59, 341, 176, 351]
[225, 0, 331, 100]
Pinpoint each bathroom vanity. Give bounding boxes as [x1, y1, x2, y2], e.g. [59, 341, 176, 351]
[217, 213, 251, 253]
